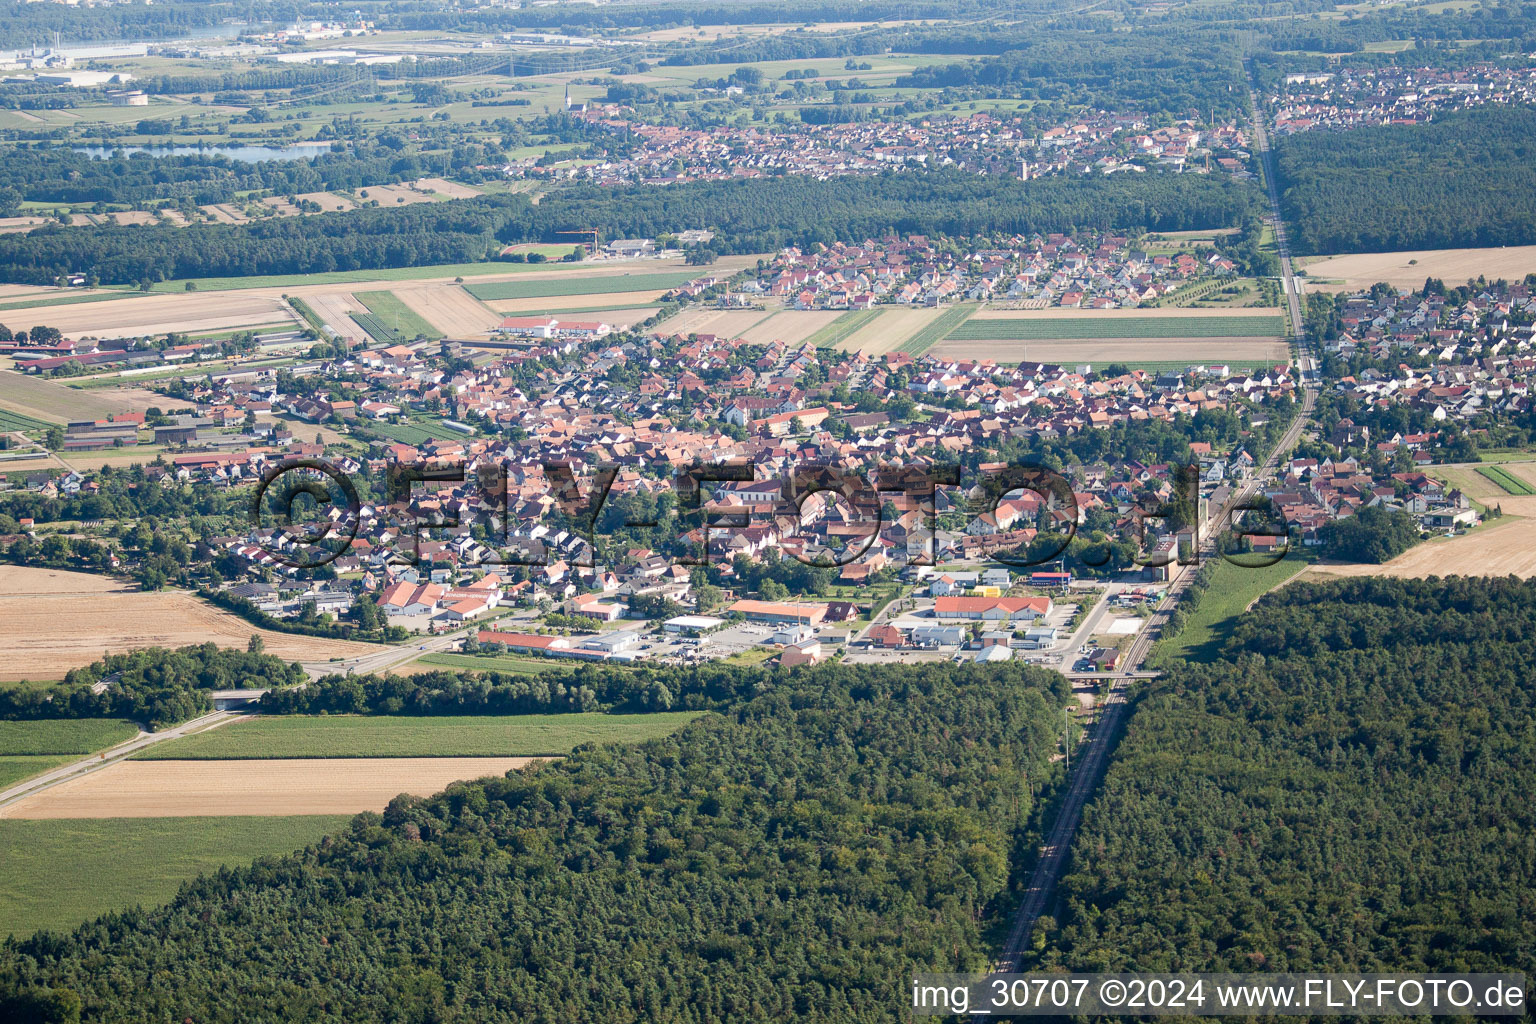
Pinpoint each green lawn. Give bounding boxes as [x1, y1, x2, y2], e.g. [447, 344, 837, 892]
[0, 816, 350, 939]
[136, 712, 703, 759]
[0, 719, 138, 755]
[356, 289, 441, 340]
[465, 270, 699, 301]
[0, 755, 73, 791]
[947, 314, 1286, 341]
[1148, 556, 1312, 668]
[900, 303, 977, 355]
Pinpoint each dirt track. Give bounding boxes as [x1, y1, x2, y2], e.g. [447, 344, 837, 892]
[0, 567, 379, 681]
[0, 758, 548, 818]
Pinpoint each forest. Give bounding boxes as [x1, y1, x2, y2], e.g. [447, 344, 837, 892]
[0, 660, 1070, 1023]
[1035, 576, 1536, 976]
[0, 645, 304, 730]
[0, 169, 1260, 285]
[1275, 106, 1536, 254]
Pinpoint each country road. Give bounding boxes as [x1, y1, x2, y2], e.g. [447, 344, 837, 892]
[987, 73, 1320, 975]
[0, 709, 246, 813]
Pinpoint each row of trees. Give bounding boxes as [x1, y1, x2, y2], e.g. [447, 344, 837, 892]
[0, 167, 1261, 285]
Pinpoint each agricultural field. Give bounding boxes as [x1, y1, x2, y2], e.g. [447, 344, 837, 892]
[137, 712, 703, 760]
[1477, 464, 1536, 495]
[657, 306, 775, 339]
[7, 290, 296, 341]
[413, 652, 572, 675]
[946, 311, 1286, 340]
[0, 757, 548, 818]
[805, 308, 883, 348]
[0, 407, 50, 432]
[361, 418, 463, 446]
[0, 369, 127, 423]
[0, 719, 138, 756]
[898, 303, 978, 355]
[738, 309, 846, 346]
[0, 816, 350, 938]
[465, 270, 701, 302]
[833, 306, 944, 354]
[483, 288, 674, 315]
[393, 284, 501, 337]
[1299, 245, 1536, 291]
[1306, 512, 1536, 580]
[0, 756, 74, 792]
[0, 566, 380, 682]
[355, 290, 441, 341]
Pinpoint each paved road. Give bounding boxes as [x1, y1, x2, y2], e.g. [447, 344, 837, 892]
[0, 709, 246, 812]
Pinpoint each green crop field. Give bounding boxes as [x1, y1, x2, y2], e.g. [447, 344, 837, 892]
[0, 755, 73, 791]
[900, 303, 977, 355]
[136, 712, 703, 759]
[361, 418, 456, 445]
[947, 314, 1286, 341]
[806, 308, 883, 348]
[0, 407, 52, 432]
[350, 310, 403, 345]
[1477, 465, 1536, 495]
[0, 719, 138, 755]
[356, 290, 441, 340]
[0, 816, 350, 938]
[465, 270, 700, 302]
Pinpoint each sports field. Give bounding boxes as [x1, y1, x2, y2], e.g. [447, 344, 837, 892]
[466, 270, 700, 301]
[137, 712, 703, 759]
[0, 816, 350, 938]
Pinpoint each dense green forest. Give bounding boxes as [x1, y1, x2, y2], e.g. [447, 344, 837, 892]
[1275, 107, 1536, 254]
[0, 169, 1259, 285]
[0, 646, 303, 730]
[1036, 577, 1536, 975]
[0, 660, 1070, 1023]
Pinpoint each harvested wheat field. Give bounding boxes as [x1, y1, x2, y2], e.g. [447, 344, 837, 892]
[0, 758, 549, 818]
[483, 288, 670, 315]
[297, 191, 356, 212]
[928, 339, 1291, 365]
[0, 567, 379, 681]
[1301, 245, 1536, 292]
[414, 177, 482, 200]
[393, 285, 500, 337]
[0, 370, 127, 422]
[12, 291, 293, 341]
[657, 306, 771, 339]
[739, 310, 844, 346]
[305, 291, 378, 345]
[836, 307, 943, 354]
[359, 184, 433, 206]
[1304, 514, 1536, 581]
